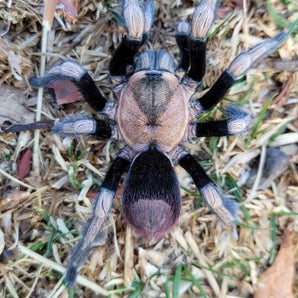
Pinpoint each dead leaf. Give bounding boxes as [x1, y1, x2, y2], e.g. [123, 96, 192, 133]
[57, 0, 78, 23]
[254, 229, 295, 298]
[18, 149, 32, 180]
[0, 37, 9, 61]
[0, 85, 34, 125]
[0, 38, 31, 81]
[246, 148, 289, 190]
[47, 79, 81, 105]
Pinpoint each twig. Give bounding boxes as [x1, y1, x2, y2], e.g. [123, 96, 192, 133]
[0, 168, 35, 189]
[33, 24, 48, 175]
[124, 226, 134, 287]
[272, 74, 293, 105]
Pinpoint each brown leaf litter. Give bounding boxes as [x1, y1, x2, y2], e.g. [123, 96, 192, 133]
[254, 228, 296, 298]
[0, 0, 297, 297]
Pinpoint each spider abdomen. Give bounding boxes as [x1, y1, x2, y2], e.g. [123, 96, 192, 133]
[123, 148, 181, 239]
[117, 71, 189, 152]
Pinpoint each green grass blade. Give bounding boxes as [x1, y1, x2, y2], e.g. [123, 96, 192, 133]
[208, 12, 233, 39]
[266, 0, 292, 29]
[250, 94, 276, 140]
[172, 264, 182, 298]
[269, 213, 277, 264]
[184, 266, 208, 298]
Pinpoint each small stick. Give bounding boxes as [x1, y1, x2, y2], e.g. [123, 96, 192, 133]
[33, 24, 48, 175]
[0, 168, 35, 189]
[273, 74, 293, 105]
[124, 226, 134, 286]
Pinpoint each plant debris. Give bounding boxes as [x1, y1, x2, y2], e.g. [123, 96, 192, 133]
[254, 229, 295, 298]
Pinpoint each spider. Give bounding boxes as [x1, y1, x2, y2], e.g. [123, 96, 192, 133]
[6, 0, 287, 288]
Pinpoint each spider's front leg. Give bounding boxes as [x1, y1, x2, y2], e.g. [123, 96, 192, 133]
[65, 156, 130, 287]
[176, 0, 219, 83]
[109, 0, 155, 76]
[30, 60, 108, 112]
[191, 31, 288, 114]
[50, 116, 112, 139]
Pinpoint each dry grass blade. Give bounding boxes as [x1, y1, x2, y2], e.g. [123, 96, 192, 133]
[17, 244, 109, 296]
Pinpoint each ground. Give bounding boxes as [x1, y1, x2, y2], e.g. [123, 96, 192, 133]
[0, 0, 297, 297]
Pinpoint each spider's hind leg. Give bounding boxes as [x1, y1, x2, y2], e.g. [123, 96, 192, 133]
[179, 153, 239, 225]
[109, 0, 155, 77]
[65, 156, 130, 287]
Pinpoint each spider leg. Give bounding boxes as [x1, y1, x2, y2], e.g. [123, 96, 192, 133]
[176, 21, 190, 72]
[176, 0, 219, 82]
[51, 116, 112, 139]
[179, 153, 239, 225]
[189, 105, 251, 138]
[187, 0, 219, 83]
[109, 0, 155, 76]
[191, 31, 288, 114]
[30, 60, 108, 112]
[65, 156, 130, 288]
[2, 117, 113, 140]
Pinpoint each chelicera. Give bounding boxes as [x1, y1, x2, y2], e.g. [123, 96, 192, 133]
[7, 0, 287, 288]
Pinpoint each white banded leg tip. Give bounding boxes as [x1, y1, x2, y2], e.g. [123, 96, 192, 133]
[228, 31, 288, 79]
[191, 0, 219, 38]
[123, 1, 145, 39]
[177, 21, 190, 35]
[51, 117, 97, 136]
[143, 1, 155, 33]
[201, 183, 239, 225]
[225, 105, 251, 135]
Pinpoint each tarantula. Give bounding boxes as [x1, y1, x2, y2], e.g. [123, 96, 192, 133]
[7, 0, 287, 288]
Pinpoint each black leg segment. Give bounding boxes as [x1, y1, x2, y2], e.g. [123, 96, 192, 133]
[193, 70, 235, 111]
[191, 31, 288, 113]
[176, 21, 190, 72]
[193, 105, 251, 137]
[109, 36, 143, 76]
[187, 37, 207, 83]
[195, 120, 230, 137]
[110, 0, 155, 76]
